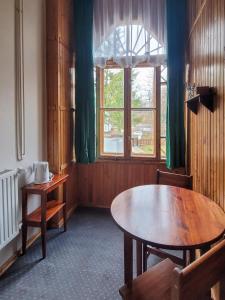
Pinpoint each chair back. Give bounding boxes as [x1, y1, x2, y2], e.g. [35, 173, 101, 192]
[156, 169, 193, 190]
[171, 240, 225, 300]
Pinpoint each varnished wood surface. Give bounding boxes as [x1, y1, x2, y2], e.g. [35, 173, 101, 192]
[120, 240, 225, 300]
[26, 200, 65, 224]
[187, 0, 225, 211]
[111, 185, 225, 249]
[22, 174, 68, 258]
[172, 239, 225, 300]
[157, 169, 193, 190]
[22, 174, 69, 194]
[46, 0, 73, 175]
[75, 162, 169, 208]
[120, 258, 176, 300]
[46, 0, 76, 225]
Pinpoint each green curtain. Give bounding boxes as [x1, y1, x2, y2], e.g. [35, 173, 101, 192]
[166, 0, 186, 169]
[74, 0, 96, 163]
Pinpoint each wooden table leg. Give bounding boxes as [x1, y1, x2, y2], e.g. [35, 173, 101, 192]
[41, 223, 47, 259]
[41, 194, 47, 259]
[136, 240, 143, 276]
[63, 181, 67, 232]
[22, 190, 27, 255]
[124, 233, 133, 289]
[22, 224, 27, 255]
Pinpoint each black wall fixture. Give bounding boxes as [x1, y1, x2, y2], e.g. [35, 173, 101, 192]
[185, 86, 215, 114]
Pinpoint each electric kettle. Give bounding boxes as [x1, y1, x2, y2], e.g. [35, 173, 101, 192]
[33, 161, 52, 184]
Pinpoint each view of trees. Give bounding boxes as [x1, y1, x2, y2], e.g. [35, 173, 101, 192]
[102, 67, 167, 157]
[104, 68, 153, 132]
[104, 69, 124, 135]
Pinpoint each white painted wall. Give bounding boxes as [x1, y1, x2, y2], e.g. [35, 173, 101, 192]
[0, 0, 46, 267]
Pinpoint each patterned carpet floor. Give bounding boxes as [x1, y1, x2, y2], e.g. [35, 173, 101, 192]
[0, 208, 162, 300]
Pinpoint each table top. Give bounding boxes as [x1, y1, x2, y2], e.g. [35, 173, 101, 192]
[22, 174, 69, 194]
[111, 185, 225, 250]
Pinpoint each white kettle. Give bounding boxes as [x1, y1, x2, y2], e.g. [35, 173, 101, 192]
[33, 161, 52, 184]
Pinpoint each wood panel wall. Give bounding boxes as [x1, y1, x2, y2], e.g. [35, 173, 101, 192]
[76, 162, 167, 208]
[188, 0, 225, 210]
[46, 0, 77, 222]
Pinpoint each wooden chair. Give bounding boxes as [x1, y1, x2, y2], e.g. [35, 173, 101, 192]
[156, 169, 193, 189]
[120, 239, 225, 300]
[143, 169, 193, 270]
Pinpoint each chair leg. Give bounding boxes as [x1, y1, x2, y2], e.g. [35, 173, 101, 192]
[183, 250, 187, 266]
[189, 249, 196, 263]
[136, 241, 143, 276]
[142, 243, 148, 272]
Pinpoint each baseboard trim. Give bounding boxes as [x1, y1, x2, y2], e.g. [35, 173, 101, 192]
[78, 203, 111, 209]
[0, 253, 18, 277]
[0, 230, 41, 277]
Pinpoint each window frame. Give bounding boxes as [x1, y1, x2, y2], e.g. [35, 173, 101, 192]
[96, 60, 165, 162]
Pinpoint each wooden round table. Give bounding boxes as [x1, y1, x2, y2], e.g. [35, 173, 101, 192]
[111, 185, 225, 287]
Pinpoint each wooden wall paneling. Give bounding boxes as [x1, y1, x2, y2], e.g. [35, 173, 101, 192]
[222, 0, 225, 211]
[219, 0, 224, 210]
[76, 162, 167, 208]
[46, 0, 76, 226]
[188, 0, 225, 211]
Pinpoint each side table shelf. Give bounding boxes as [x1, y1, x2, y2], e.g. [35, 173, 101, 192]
[26, 200, 65, 224]
[22, 174, 69, 259]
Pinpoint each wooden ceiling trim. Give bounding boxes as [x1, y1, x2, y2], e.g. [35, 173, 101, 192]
[189, 0, 208, 39]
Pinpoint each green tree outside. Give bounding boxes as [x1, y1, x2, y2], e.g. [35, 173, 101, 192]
[104, 69, 143, 132]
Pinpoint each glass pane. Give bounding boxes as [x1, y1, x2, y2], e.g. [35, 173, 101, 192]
[95, 24, 165, 61]
[161, 84, 167, 138]
[93, 67, 96, 101]
[70, 67, 75, 108]
[131, 68, 155, 108]
[104, 69, 124, 108]
[161, 66, 167, 83]
[103, 111, 124, 154]
[131, 110, 155, 156]
[161, 137, 166, 159]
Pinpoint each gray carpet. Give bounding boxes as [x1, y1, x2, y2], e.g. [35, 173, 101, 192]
[0, 208, 161, 300]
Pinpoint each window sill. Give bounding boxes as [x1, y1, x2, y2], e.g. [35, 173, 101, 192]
[95, 157, 166, 165]
[71, 158, 166, 165]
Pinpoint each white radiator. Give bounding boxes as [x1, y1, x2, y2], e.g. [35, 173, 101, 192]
[0, 170, 19, 250]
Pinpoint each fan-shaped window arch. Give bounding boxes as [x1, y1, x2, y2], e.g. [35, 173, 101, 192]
[94, 24, 165, 68]
[93, 0, 166, 68]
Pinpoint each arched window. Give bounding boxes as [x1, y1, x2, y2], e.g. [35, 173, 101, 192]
[94, 24, 165, 68]
[94, 0, 167, 160]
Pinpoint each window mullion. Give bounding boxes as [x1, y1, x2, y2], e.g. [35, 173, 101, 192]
[155, 66, 161, 160]
[98, 68, 104, 156]
[124, 68, 131, 159]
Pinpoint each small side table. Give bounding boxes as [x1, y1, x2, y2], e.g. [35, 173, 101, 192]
[22, 174, 69, 258]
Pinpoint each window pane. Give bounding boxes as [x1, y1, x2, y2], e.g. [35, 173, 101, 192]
[131, 110, 155, 156]
[161, 137, 166, 159]
[104, 69, 124, 108]
[103, 111, 124, 154]
[160, 84, 167, 138]
[161, 66, 167, 83]
[131, 68, 155, 108]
